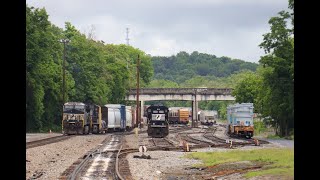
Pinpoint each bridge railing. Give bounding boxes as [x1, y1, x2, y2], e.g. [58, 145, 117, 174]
[127, 88, 233, 95]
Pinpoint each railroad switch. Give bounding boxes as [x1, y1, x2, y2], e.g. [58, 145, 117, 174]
[182, 141, 190, 152]
[254, 139, 260, 146]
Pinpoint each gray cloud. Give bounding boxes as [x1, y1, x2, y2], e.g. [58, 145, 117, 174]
[26, 0, 290, 62]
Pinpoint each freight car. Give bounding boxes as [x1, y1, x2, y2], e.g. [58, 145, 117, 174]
[227, 103, 254, 139]
[178, 108, 190, 124]
[198, 110, 217, 126]
[126, 106, 133, 130]
[105, 104, 127, 131]
[63, 102, 136, 135]
[146, 104, 169, 137]
[88, 104, 108, 134]
[168, 107, 191, 124]
[62, 102, 91, 135]
[168, 107, 180, 124]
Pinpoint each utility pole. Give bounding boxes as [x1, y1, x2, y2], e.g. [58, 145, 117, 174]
[59, 39, 70, 133]
[59, 39, 70, 105]
[195, 90, 198, 128]
[136, 55, 140, 128]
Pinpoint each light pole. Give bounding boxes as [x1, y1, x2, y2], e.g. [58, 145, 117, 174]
[59, 39, 70, 105]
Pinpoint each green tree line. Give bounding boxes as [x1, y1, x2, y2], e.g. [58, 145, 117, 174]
[151, 51, 258, 84]
[26, 5, 153, 132]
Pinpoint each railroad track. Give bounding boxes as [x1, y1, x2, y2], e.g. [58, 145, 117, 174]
[227, 134, 270, 145]
[203, 127, 227, 144]
[151, 137, 175, 148]
[206, 126, 270, 146]
[116, 147, 137, 180]
[26, 135, 71, 149]
[170, 126, 192, 133]
[60, 135, 128, 180]
[60, 125, 271, 179]
[59, 136, 111, 180]
[178, 133, 213, 146]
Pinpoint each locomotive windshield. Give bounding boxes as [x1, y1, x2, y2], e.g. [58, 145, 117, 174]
[64, 105, 85, 110]
[63, 103, 86, 114]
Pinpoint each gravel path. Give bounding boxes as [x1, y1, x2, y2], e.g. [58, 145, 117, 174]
[127, 150, 202, 180]
[26, 134, 108, 180]
[263, 139, 294, 149]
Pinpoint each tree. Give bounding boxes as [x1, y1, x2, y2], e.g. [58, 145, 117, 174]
[232, 73, 262, 104]
[257, 0, 294, 137]
[147, 79, 179, 88]
[27, 6, 68, 132]
[26, 5, 154, 132]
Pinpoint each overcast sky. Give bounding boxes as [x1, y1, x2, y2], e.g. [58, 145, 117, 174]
[26, 0, 289, 63]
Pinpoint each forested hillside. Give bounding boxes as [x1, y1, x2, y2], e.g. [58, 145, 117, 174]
[151, 51, 258, 83]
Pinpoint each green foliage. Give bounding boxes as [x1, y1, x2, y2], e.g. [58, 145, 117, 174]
[218, 103, 227, 120]
[232, 72, 262, 104]
[26, 6, 66, 132]
[26, 5, 153, 132]
[232, 0, 294, 137]
[254, 120, 267, 135]
[151, 52, 258, 84]
[147, 79, 179, 88]
[176, 70, 255, 89]
[257, 2, 294, 137]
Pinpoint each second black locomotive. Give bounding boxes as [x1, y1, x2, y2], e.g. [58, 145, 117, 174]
[146, 104, 169, 138]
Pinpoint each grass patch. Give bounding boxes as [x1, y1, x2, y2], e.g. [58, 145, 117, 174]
[184, 148, 293, 178]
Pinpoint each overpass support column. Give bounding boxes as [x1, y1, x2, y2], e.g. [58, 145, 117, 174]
[192, 100, 198, 128]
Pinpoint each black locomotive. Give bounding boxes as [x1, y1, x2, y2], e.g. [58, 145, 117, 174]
[146, 104, 169, 138]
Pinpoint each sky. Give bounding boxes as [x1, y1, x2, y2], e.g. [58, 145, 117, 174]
[26, 0, 290, 63]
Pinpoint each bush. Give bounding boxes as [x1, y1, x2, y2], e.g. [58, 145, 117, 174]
[254, 120, 266, 135]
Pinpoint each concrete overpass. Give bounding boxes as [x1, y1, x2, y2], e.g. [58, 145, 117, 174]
[125, 88, 235, 127]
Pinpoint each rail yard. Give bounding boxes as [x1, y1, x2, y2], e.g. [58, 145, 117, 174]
[26, 123, 292, 180]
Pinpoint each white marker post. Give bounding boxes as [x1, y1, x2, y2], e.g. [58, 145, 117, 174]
[139, 145, 147, 156]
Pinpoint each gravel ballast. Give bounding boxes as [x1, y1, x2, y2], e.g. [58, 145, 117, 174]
[26, 134, 108, 180]
[127, 150, 202, 180]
